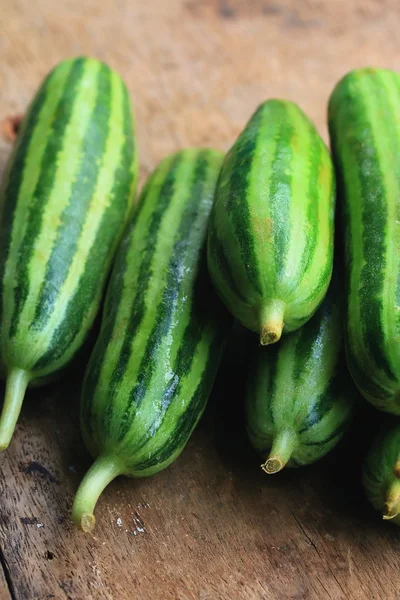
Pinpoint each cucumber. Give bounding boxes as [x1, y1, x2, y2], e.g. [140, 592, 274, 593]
[207, 99, 335, 345]
[246, 279, 354, 472]
[328, 68, 400, 414]
[0, 57, 138, 449]
[72, 149, 230, 532]
[363, 423, 400, 525]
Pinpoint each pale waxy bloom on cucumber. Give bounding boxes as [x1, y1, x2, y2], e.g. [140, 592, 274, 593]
[72, 149, 230, 532]
[0, 56, 138, 449]
[208, 99, 335, 346]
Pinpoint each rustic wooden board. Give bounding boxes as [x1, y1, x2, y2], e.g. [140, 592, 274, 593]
[1, 0, 400, 598]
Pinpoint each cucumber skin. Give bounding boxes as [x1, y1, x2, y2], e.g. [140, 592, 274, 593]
[328, 67, 400, 414]
[246, 279, 355, 470]
[0, 56, 137, 381]
[80, 149, 231, 478]
[0, 57, 137, 451]
[208, 99, 335, 342]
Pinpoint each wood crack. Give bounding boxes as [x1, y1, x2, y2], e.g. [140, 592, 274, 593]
[290, 509, 346, 599]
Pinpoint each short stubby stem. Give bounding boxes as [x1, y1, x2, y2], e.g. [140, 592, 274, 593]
[0, 368, 30, 451]
[261, 430, 296, 474]
[72, 455, 122, 532]
[259, 300, 285, 346]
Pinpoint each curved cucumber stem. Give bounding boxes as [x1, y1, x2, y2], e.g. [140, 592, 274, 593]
[0, 368, 30, 451]
[260, 300, 285, 345]
[261, 430, 296, 474]
[72, 455, 122, 533]
[383, 477, 400, 521]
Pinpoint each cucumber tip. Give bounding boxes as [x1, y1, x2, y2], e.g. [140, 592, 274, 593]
[80, 513, 96, 533]
[383, 504, 399, 521]
[259, 300, 284, 345]
[261, 457, 283, 474]
[382, 511, 395, 521]
[260, 327, 281, 345]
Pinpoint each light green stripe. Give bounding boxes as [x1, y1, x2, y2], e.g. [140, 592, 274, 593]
[270, 341, 297, 428]
[14, 60, 101, 352]
[94, 156, 175, 416]
[373, 71, 400, 376]
[94, 155, 194, 422]
[1, 61, 74, 350]
[117, 156, 199, 397]
[294, 323, 334, 413]
[127, 326, 214, 459]
[280, 102, 314, 292]
[38, 70, 127, 365]
[289, 141, 333, 317]
[246, 103, 280, 292]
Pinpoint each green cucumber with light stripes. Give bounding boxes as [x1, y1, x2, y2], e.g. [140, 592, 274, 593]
[72, 149, 230, 532]
[329, 68, 400, 414]
[207, 99, 335, 345]
[363, 423, 400, 525]
[246, 278, 354, 473]
[0, 57, 138, 449]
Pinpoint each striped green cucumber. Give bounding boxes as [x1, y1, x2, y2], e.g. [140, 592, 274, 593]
[246, 278, 354, 472]
[207, 99, 335, 345]
[0, 57, 137, 449]
[72, 149, 230, 532]
[329, 68, 400, 414]
[363, 423, 400, 525]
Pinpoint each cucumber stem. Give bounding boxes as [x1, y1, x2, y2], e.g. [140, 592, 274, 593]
[260, 300, 285, 345]
[383, 478, 400, 521]
[0, 368, 30, 451]
[261, 430, 296, 474]
[72, 455, 122, 533]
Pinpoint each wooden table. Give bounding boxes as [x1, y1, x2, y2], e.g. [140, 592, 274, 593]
[1, 1, 399, 598]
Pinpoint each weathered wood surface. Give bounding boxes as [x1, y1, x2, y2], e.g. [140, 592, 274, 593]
[1, 0, 400, 598]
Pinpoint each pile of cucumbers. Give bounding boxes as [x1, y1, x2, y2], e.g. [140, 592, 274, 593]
[0, 57, 399, 532]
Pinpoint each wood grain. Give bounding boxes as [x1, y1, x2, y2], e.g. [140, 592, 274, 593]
[0, 0, 400, 598]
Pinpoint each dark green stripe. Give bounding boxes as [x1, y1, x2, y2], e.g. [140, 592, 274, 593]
[301, 252, 333, 307]
[303, 419, 348, 447]
[31, 64, 112, 331]
[329, 93, 354, 288]
[83, 172, 152, 437]
[101, 154, 183, 415]
[114, 154, 210, 442]
[268, 104, 294, 280]
[9, 58, 86, 339]
[337, 77, 396, 381]
[363, 465, 381, 485]
[34, 83, 135, 372]
[224, 105, 263, 295]
[0, 75, 52, 327]
[374, 72, 400, 338]
[292, 308, 326, 384]
[345, 341, 393, 402]
[208, 228, 248, 304]
[131, 335, 223, 471]
[125, 264, 211, 454]
[298, 376, 337, 434]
